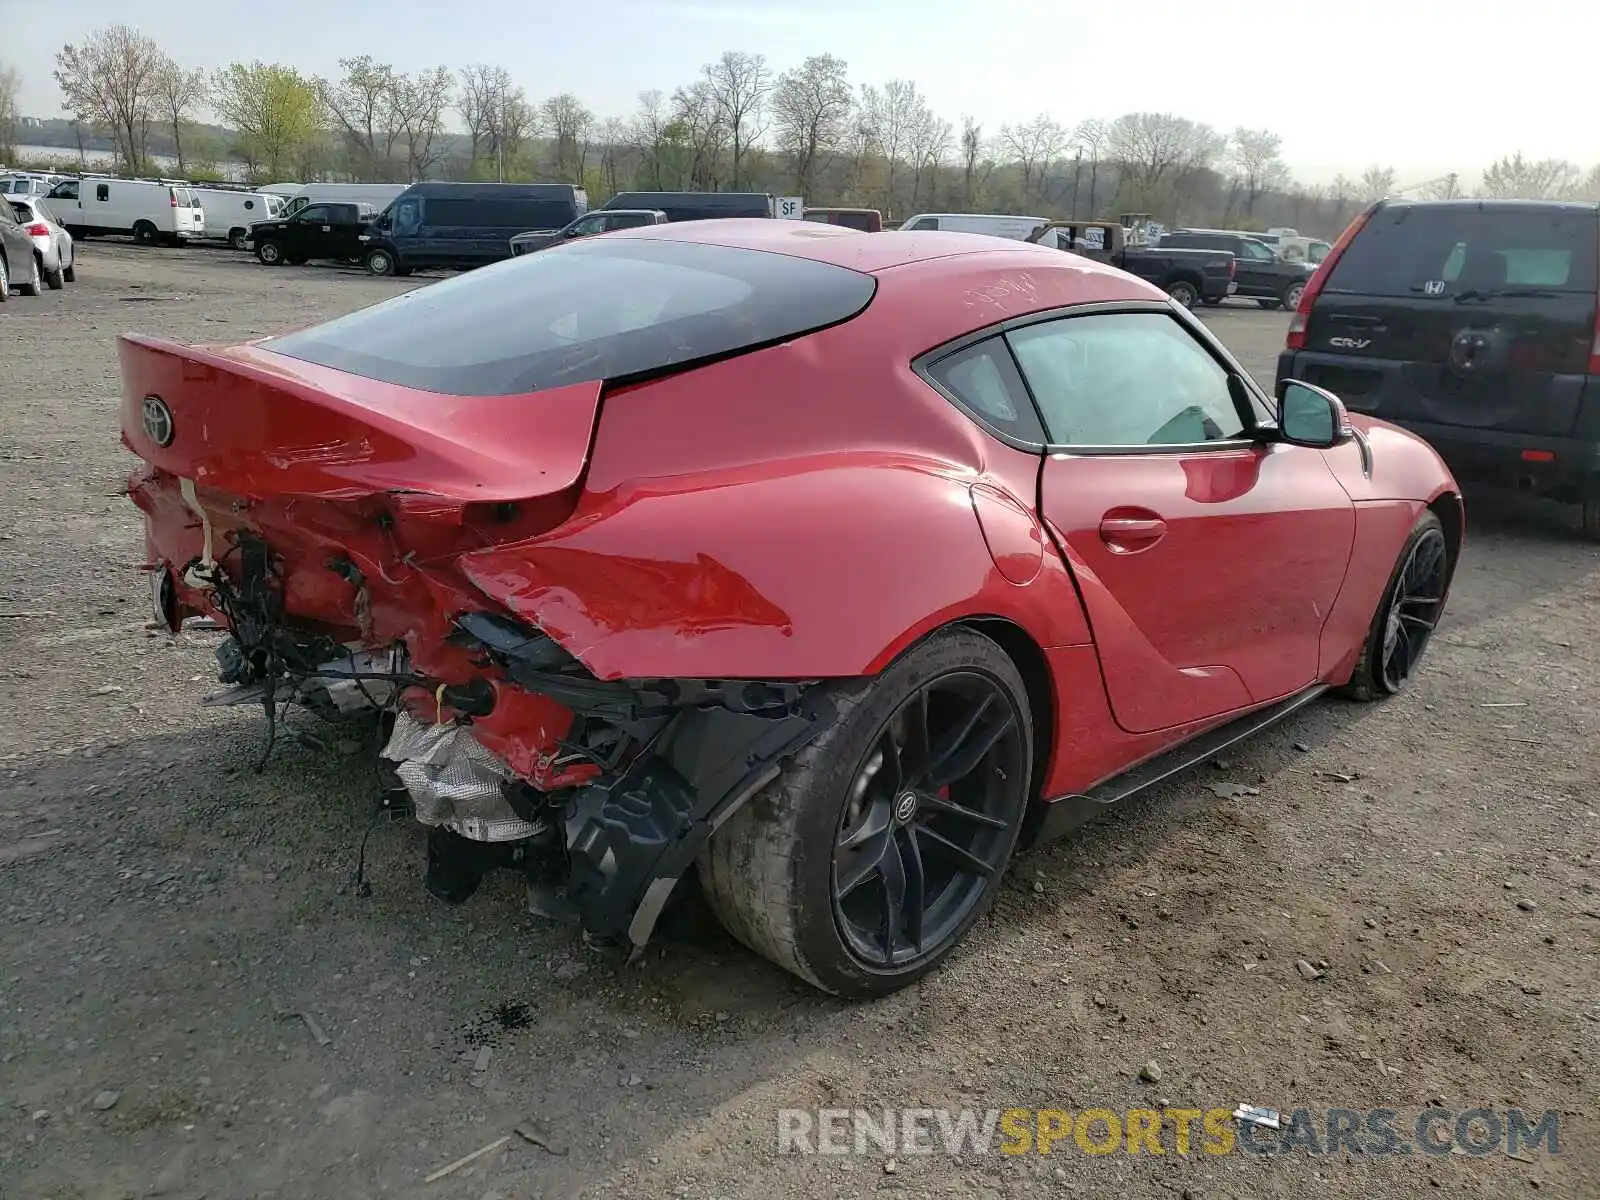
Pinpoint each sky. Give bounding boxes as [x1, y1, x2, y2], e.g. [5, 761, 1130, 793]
[8, 0, 1593, 185]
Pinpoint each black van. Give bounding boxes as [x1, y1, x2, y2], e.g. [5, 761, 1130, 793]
[360, 182, 588, 276]
[1277, 199, 1600, 536]
[597, 191, 772, 223]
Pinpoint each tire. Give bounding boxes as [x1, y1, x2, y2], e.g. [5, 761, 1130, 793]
[286, 254, 308, 266]
[131, 221, 158, 246]
[18, 253, 42, 296]
[229, 228, 250, 251]
[698, 627, 1034, 998]
[1580, 476, 1600, 542]
[1166, 279, 1199, 309]
[1281, 280, 1306, 311]
[63, 252, 76, 284]
[1257, 298, 1279, 310]
[1199, 297, 1222, 307]
[1338, 510, 1450, 702]
[365, 247, 396, 276]
[41, 255, 63, 291]
[0, 255, 9, 301]
[255, 240, 284, 266]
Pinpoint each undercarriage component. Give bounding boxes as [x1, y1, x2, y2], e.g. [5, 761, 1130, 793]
[381, 710, 551, 843]
[563, 690, 837, 947]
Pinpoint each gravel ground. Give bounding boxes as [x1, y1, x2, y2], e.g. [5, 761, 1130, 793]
[1, 241, 1596, 1200]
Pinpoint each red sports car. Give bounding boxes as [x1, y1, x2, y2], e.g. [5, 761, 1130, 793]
[121, 219, 1462, 997]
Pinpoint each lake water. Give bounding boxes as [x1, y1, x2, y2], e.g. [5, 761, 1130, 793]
[8, 144, 248, 181]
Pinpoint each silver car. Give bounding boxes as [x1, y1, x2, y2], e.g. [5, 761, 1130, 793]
[8, 196, 75, 289]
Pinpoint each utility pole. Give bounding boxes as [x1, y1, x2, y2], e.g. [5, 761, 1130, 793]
[497, 90, 506, 183]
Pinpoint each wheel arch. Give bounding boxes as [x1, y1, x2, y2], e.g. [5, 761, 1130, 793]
[956, 616, 1057, 814]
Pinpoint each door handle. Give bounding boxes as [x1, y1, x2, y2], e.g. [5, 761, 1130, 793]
[1099, 512, 1167, 551]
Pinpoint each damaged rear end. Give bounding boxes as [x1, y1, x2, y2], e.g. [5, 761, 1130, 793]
[120, 237, 873, 949]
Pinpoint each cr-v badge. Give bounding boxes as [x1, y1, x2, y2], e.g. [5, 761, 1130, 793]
[1329, 337, 1371, 349]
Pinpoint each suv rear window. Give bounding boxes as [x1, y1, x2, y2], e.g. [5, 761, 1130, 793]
[265, 237, 876, 396]
[1325, 206, 1600, 296]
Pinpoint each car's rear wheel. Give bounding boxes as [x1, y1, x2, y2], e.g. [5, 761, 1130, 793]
[18, 254, 42, 296]
[229, 228, 250, 251]
[131, 221, 158, 246]
[698, 628, 1033, 997]
[365, 248, 396, 276]
[1579, 477, 1600, 541]
[41, 254, 63, 291]
[255, 240, 284, 265]
[286, 254, 308, 265]
[1166, 280, 1199, 308]
[1338, 511, 1450, 701]
[62, 252, 75, 283]
[0, 255, 9, 300]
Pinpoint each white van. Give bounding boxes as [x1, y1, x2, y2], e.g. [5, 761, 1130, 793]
[278, 183, 407, 217]
[897, 212, 1048, 241]
[44, 177, 206, 245]
[193, 187, 285, 250]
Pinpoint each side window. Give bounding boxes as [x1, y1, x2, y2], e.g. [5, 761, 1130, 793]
[1241, 240, 1273, 261]
[297, 205, 330, 223]
[1007, 312, 1248, 447]
[393, 197, 423, 235]
[50, 181, 79, 200]
[908, 217, 938, 231]
[244, 199, 255, 211]
[96, 184, 110, 202]
[923, 337, 1046, 444]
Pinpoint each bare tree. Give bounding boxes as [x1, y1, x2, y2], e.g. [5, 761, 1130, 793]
[909, 113, 953, 207]
[671, 80, 726, 190]
[959, 117, 985, 206]
[487, 91, 536, 180]
[458, 64, 514, 171]
[151, 62, 207, 175]
[210, 62, 321, 181]
[0, 62, 19, 161]
[868, 80, 930, 211]
[1107, 112, 1224, 214]
[1071, 118, 1109, 216]
[1477, 153, 1580, 200]
[1358, 164, 1397, 202]
[595, 116, 627, 196]
[1576, 164, 1600, 203]
[389, 66, 453, 180]
[1000, 114, 1067, 201]
[702, 51, 770, 189]
[54, 26, 169, 172]
[542, 93, 593, 180]
[1418, 172, 1464, 200]
[318, 56, 400, 180]
[771, 53, 852, 196]
[629, 89, 677, 188]
[1228, 127, 1288, 217]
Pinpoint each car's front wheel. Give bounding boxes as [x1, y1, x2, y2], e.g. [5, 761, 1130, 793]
[255, 240, 284, 266]
[365, 248, 396, 276]
[1281, 280, 1306, 311]
[1166, 279, 1199, 308]
[1339, 510, 1450, 701]
[229, 228, 250, 251]
[62, 251, 76, 283]
[0, 255, 9, 300]
[41, 254, 63, 291]
[699, 627, 1034, 997]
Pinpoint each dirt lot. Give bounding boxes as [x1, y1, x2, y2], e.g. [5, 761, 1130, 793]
[1, 241, 1596, 1200]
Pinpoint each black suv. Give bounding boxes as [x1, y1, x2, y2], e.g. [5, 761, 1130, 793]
[251, 202, 375, 266]
[1161, 230, 1314, 309]
[1277, 199, 1600, 536]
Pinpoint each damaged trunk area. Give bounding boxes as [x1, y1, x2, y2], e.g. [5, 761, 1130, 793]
[122, 334, 835, 951]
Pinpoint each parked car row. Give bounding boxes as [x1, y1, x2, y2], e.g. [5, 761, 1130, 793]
[0, 194, 77, 301]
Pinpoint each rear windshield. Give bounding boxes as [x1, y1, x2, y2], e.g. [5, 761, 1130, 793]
[1325, 206, 1600, 296]
[265, 236, 876, 396]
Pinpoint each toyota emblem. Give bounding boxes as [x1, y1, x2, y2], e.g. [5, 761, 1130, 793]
[141, 394, 175, 446]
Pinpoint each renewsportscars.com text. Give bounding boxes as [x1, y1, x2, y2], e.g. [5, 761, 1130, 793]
[776, 1107, 1561, 1158]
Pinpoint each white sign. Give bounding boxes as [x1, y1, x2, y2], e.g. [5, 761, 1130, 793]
[775, 196, 805, 220]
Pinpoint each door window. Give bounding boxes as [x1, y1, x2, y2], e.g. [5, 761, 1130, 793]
[1238, 239, 1275, 261]
[392, 197, 423, 235]
[96, 184, 110, 202]
[1007, 312, 1249, 447]
[907, 217, 939, 231]
[566, 214, 608, 236]
[296, 205, 331, 223]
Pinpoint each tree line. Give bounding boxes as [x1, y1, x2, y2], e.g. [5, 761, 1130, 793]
[6, 27, 1600, 237]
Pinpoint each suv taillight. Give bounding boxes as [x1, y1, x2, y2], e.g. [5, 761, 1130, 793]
[1589, 312, 1600, 375]
[1286, 202, 1379, 351]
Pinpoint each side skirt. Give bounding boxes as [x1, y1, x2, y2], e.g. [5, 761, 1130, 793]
[1029, 684, 1329, 845]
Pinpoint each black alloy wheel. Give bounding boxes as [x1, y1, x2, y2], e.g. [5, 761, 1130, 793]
[831, 673, 1029, 968]
[1378, 523, 1449, 693]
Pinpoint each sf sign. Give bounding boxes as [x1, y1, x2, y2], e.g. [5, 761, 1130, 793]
[775, 196, 805, 220]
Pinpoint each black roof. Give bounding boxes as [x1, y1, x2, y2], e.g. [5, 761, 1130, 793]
[396, 182, 585, 198]
[1377, 198, 1600, 214]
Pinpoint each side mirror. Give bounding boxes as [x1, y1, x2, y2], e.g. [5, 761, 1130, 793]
[1275, 379, 1353, 449]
